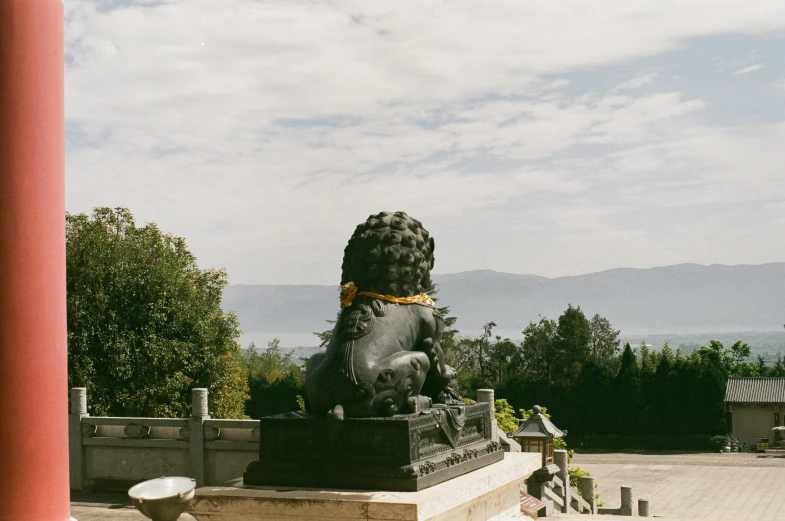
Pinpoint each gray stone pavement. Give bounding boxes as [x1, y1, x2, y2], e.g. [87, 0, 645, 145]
[547, 514, 716, 521]
[71, 492, 195, 520]
[572, 450, 785, 467]
[71, 452, 785, 520]
[568, 451, 785, 521]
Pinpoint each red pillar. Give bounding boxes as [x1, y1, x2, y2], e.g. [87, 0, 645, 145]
[0, 2, 70, 521]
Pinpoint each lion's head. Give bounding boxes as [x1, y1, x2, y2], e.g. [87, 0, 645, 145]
[340, 211, 435, 297]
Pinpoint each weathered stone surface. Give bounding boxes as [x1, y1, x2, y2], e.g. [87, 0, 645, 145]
[84, 446, 191, 490]
[499, 431, 521, 452]
[192, 452, 541, 521]
[244, 403, 503, 491]
[620, 485, 634, 516]
[305, 212, 460, 420]
[205, 448, 257, 486]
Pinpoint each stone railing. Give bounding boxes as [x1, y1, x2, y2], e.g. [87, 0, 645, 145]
[68, 387, 259, 491]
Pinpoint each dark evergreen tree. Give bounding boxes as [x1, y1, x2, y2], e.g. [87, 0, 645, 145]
[653, 346, 674, 435]
[614, 343, 642, 435]
[552, 304, 591, 386]
[772, 354, 785, 377]
[569, 358, 614, 435]
[520, 316, 558, 384]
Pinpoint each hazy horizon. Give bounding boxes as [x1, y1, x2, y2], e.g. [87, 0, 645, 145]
[227, 261, 785, 287]
[226, 262, 785, 351]
[240, 329, 785, 352]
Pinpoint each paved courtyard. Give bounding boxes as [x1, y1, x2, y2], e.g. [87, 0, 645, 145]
[71, 492, 196, 520]
[567, 451, 785, 521]
[71, 452, 785, 520]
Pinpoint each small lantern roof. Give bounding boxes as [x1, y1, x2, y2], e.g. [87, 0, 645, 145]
[510, 405, 565, 439]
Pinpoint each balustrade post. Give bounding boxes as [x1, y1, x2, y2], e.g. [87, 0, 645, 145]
[638, 498, 650, 517]
[190, 388, 210, 486]
[553, 449, 570, 512]
[69, 388, 89, 491]
[476, 389, 497, 441]
[620, 485, 634, 516]
[581, 475, 597, 514]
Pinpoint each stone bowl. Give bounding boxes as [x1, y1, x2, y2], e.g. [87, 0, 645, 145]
[128, 476, 196, 521]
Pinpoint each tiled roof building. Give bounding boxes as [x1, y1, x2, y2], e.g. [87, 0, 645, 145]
[725, 377, 785, 403]
[725, 377, 785, 446]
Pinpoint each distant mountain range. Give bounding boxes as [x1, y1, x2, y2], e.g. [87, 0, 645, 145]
[223, 263, 785, 348]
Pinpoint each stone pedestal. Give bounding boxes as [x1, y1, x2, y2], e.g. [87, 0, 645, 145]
[245, 403, 502, 491]
[190, 452, 541, 521]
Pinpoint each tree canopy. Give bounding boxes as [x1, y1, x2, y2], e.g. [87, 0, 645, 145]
[438, 301, 768, 446]
[66, 207, 248, 418]
[242, 338, 305, 418]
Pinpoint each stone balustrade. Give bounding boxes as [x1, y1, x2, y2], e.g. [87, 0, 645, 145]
[68, 387, 259, 491]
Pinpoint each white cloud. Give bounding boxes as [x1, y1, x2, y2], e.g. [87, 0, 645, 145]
[734, 63, 763, 75]
[614, 71, 659, 90]
[714, 50, 764, 75]
[64, 1, 785, 285]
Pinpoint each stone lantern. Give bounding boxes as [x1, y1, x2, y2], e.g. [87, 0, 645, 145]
[510, 405, 565, 468]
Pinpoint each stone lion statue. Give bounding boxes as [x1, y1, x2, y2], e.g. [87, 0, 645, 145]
[305, 211, 460, 418]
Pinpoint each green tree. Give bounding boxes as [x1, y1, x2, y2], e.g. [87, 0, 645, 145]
[520, 316, 558, 383]
[614, 343, 642, 435]
[444, 335, 483, 396]
[485, 336, 520, 386]
[639, 341, 658, 374]
[637, 341, 658, 434]
[477, 321, 497, 382]
[652, 346, 675, 435]
[772, 354, 785, 377]
[242, 339, 305, 418]
[571, 358, 614, 434]
[697, 340, 755, 376]
[445, 322, 497, 393]
[243, 339, 303, 383]
[67, 207, 247, 418]
[588, 313, 621, 364]
[756, 355, 768, 377]
[553, 305, 591, 385]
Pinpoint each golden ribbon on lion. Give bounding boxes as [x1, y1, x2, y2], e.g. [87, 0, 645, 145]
[339, 282, 435, 309]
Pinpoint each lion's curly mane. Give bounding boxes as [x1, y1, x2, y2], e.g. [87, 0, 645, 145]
[340, 211, 435, 297]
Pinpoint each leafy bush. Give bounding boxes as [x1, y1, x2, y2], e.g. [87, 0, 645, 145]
[709, 434, 729, 451]
[520, 406, 550, 420]
[242, 339, 305, 418]
[495, 398, 520, 433]
[568, 467, 603, 507]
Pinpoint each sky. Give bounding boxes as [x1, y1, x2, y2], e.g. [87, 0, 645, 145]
[65, 1, 785, 285]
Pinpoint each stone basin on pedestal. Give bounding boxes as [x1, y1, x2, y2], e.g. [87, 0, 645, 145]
[128, 476, 196, 521]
